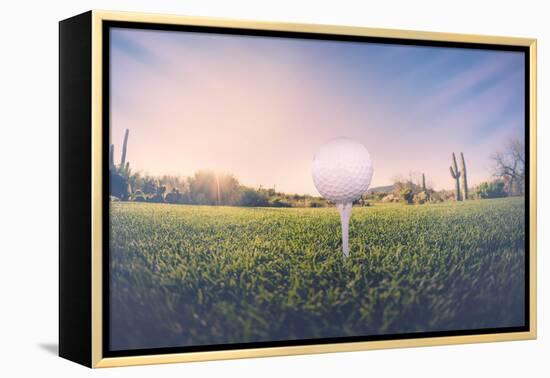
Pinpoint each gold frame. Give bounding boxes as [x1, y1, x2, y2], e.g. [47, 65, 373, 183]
[90, 9, 537, 368]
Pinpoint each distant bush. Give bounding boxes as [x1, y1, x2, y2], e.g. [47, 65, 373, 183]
[142, 177, 158, 195]
[130, 190, 146, 202]
[188, 170, 241, 205]
[147, 194, 164, 203]
[367, 192, 386, 201]
[392, 181, 417, 204]
[381, 193, 399, 203]
[308, 199, 325, 208]
[165, 188, 181, 204]
[413, 190, 429, 204]
[192, 192, 210, 205]
[125, 171, 332, 208]
[475, 181, 507, 199]
[111, 171, 129, 200]
[240, 189, 269, 207]
[144, 185, 166, 203]
[399, 187, 414, 204]
[269, 198, 292, 208]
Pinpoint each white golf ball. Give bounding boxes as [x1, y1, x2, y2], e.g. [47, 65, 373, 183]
[312, 138, 373, 204]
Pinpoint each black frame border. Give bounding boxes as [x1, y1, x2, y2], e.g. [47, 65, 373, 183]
[59, 11, 93, 367]
[101, 20, 531, 358]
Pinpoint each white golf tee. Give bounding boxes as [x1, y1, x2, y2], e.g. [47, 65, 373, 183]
[336, 202, 353, 258]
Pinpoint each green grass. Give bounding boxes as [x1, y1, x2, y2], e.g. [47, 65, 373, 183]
[109, 197, 525, 350]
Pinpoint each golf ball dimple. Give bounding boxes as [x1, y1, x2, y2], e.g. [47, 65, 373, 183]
[311, 138, 373, 204]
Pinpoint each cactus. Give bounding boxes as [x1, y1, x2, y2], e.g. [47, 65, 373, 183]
[120, 129, 129, 169]
[422, 173, 426, 191]
[109, 129, 131, 177]
[449, 153, 462, 201]
[109, 129, 131, 200]
[460, 152, 468, 200]
[109, 144, 115, 170]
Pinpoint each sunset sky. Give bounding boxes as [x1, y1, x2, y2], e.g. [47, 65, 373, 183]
[110, 27, 525, 195]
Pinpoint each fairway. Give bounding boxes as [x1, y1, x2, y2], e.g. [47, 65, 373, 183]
[109, 198, 525, 351]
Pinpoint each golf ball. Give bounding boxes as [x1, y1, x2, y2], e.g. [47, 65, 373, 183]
[312, 138, 373, 204]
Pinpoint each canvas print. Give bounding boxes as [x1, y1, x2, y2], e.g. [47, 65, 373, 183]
[108, 27, 527, 352]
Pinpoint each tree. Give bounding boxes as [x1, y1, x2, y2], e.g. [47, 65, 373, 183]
[188, 170, 241, 205]
[239, 189, 268, 207]
[492, 139, 525, 195]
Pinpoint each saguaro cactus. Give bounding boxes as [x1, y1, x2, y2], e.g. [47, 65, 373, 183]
[109, 129, 131, 200]
[422, 173, 427, 191]
[123, 161, 131, 177]
[109, 129, 131, 176]
[449, 153, 462, 201]
[120, 129, 129, 168]
[460, 152, 468, 200]
[109, 144, 115, 170]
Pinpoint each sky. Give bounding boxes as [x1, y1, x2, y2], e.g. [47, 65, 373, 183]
[109, 27, 525, 194]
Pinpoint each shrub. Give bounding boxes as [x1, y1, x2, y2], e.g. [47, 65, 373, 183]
[371, 192, 387, 201]
[110, 171, 129, 200]
[392, 181, 417, 204]
[142, 177, 158, 195]
[165, 188, 181, 204]
[381, 193, 399, 203]
[130, 190, 146, 202]
[309, 200, 325, 208]
[147, 194, 165, 203]
[475, 181, 507, 199]
[192, 193, 210, 205]
[413, 190, 430, 204]
[239, 189, 269, 207]
[269, 198, 292, 208]
[400, 187, 414, 204]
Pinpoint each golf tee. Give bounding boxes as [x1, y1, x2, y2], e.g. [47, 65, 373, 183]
[336, 202, 353, 258]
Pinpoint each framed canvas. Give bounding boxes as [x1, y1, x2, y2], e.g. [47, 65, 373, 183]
[59, 10, 537, 368]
